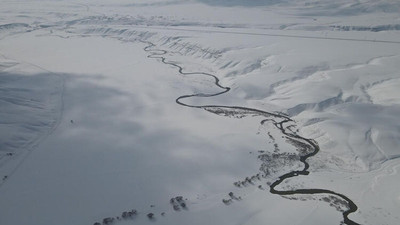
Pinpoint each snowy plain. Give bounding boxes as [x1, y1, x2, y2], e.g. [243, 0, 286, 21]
[0, 0, 399, 225]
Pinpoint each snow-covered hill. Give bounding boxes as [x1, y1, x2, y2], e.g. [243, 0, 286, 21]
[0, 1, 399, 225]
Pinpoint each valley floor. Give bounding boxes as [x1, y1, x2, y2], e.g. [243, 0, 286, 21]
[0, 1, 399, 225]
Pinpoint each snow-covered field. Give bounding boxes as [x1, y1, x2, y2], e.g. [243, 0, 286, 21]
[0, 1, 399, 225]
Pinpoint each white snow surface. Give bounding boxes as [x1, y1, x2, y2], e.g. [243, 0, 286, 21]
[0, 1, 399, 225]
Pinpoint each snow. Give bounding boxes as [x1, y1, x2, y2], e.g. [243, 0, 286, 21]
[0, 0, 399, 225]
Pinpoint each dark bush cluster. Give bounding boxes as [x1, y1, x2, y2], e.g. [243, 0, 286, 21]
[102, 217, 114, 225]
[121, 209, 137, 219]
[170, 196, 187, 211]
[222, 191, 241, 205]
[147, 213, 154, 219]
[233, 173, 262, 187]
